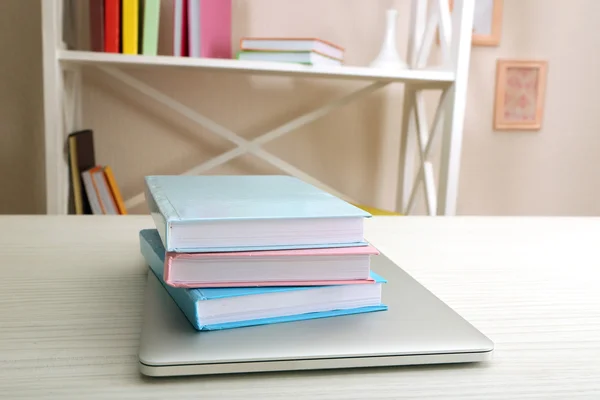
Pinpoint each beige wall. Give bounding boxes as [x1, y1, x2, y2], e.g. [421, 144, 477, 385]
[0, 0, 45, 214]
[2, 0, 600, 216]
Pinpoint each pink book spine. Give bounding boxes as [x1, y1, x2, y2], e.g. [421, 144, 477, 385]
[168, 244, 379, 260]
[200, 0, 232, 58]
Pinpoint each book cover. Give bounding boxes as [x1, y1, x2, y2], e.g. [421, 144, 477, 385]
[89, 0, 104, 52]
[240, 38, 345, 61]
[236, 50, 342, 66]
[145, 175, 371, 252]
[173, 0, 189, 56]
[140, 228, 379, 287]
[67, 130, 95, 215]
[140, 229, 387, 331]
[81, 168, 103, 215]
[142, 0, 161, 55]
[122, 0, 139, 54]
[104, 166, 127, 214]
[188, 0, 232, 58]
[104, 0, 120, 52]
[91, 167, 119, 214]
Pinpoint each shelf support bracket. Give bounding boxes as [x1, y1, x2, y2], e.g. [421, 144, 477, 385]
[97, 67, 388, 210]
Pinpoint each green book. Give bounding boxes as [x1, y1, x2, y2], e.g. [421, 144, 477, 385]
[142, 0, 161, 56]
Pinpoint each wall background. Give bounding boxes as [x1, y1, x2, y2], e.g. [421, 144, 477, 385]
[2, 0, 600, 216]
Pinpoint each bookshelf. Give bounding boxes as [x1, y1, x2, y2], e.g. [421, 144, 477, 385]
[41, 0, 476, 216]
[59, 50, 456, 84]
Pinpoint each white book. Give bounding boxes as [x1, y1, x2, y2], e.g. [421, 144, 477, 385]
[81, 170, 103, 215]
[91, 168, 118, 215]
[240, 38, 344, 61]
[173, 0, 185, 56]
[187, 0, 201, 57]
[237, 51, 342, 66]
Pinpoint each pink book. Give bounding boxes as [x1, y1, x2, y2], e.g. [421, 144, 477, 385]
[163, 244, 380, 288]
[188, 0, 232, 58]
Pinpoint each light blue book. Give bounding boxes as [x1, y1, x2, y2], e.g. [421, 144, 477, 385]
[145, 175, 371, 253]
[140, 229, 387, 331]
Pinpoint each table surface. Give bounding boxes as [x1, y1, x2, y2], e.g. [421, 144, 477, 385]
[1, 216, 599, 399]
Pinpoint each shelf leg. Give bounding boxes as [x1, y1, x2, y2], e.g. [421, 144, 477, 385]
[437, 0, 475, 216]
[42, 0, 68, 214]
[396, 86, 416, 213]
[396, 0, 427, 213]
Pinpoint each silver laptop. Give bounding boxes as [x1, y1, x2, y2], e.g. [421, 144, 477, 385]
[139, 254, 493, 377]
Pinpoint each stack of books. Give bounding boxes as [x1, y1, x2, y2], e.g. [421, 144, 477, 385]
[139, 175, 387, 331]
[237, 38, 345, 67]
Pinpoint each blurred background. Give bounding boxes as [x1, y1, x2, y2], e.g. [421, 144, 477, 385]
[2, 0, 599, 216]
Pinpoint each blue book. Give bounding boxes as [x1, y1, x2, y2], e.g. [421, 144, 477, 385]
[139, 229, 387, 331]
[145, 175, 370, 253]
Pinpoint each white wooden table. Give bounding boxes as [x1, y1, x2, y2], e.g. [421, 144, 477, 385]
[1, 216, 599, 398]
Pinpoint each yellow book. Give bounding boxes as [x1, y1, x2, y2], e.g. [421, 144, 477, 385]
[104, 166, 128, 215]
[68, 136, 84, 214]
[122, 0, 139, 54]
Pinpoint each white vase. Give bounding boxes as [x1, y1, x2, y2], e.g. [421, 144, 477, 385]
[370, 9, 407, 69]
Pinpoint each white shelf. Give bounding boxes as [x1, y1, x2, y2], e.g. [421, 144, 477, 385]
[58, 50, 455, 85]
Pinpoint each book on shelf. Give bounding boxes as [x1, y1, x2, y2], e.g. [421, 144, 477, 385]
[240, 37, 345, 61]
[142, 228, 380, 288]
[89, 0, 104, 52]
[85, 0, 231, 58]
[67, 130, 96, 215]
[142, 0, 161, 55]
[140, 229, 387, 331]
[80, 165, 127, 215]
[103, 0, 121, 53]
[122, 0, 139, 54]
[188, 0, 232, 58]
[144, 175, 371, 253]
[173, 0, 189, 56]
[237, 50, 342, 66]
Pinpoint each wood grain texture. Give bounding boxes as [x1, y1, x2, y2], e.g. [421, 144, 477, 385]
[1, 215, 600, 399]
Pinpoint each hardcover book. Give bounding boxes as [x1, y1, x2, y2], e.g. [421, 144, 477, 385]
[188, 0, 232, 58]
[141, 228, 379, 288]
[237, 51, 342, 66]
[240, 37, 344, 60]
[145, 175, 371, 253]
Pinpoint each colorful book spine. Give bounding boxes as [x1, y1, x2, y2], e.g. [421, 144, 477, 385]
[89, 0, 104, 52]
[104, 0, 120, 52]
[188, 0, 232, 58]
[142, 0, 161, 56]
[104, 166, 127, 214]
[122, 0, 139, 54]
[173, 0, 189, 56]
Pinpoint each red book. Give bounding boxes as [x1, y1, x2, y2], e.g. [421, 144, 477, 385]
[104, 0, 120, 53]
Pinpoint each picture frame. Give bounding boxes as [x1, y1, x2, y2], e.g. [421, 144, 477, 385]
[449, 0, 503, 46]
[493, 60, 548, 131]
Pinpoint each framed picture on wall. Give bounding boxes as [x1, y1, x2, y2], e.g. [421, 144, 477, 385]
[494, 60, 548, 131]
[449, 0, 503, 46]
